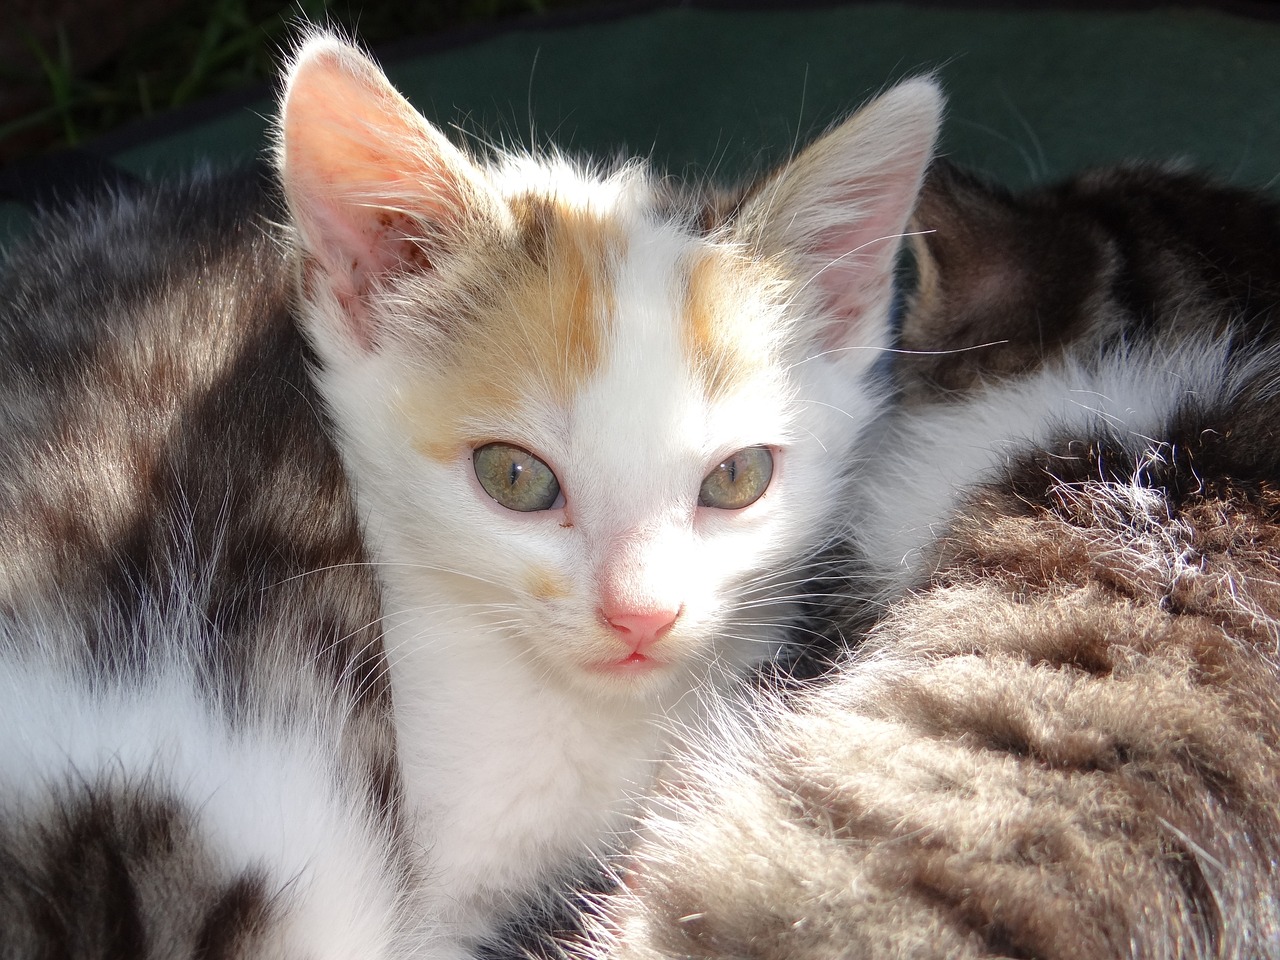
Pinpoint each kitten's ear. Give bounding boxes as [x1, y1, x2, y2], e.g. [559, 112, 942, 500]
[278, 35, 502, 349]
[737, 78, 942, 364]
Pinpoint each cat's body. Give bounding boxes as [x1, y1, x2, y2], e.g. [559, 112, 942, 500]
[586, 164, 1280, 959]
[0, 171, 425, 958]
[0, 36, 942, 955]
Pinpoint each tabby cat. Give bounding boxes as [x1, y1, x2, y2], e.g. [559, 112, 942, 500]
[582, 162, 1280, 959]
[0, 35, 940, 956]
[0, 169, 422, 958]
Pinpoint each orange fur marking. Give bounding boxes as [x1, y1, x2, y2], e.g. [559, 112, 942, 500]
[684, 250, 778, 400]
[405, 195, 623, 462]
[527, 567, 572, 603]
[506, 194, 620, 399]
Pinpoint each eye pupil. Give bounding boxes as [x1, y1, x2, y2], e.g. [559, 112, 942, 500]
[508, 462, 523, 486]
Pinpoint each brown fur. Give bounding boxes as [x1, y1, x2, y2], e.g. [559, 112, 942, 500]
[0, 170, 417, 958]
[902, 162, 1280, 403]
[403, 196, 627, 462]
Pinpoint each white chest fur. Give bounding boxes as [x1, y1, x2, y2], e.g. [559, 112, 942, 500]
[386, 596, 710, 936]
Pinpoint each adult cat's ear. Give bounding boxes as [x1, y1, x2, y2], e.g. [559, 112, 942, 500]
[278, 34, 503, 350]
[736, 78, 942, 367]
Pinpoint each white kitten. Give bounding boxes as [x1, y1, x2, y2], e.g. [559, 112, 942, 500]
[277, 35, 940, 949]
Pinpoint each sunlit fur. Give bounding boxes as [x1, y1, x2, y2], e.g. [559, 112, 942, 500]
[0, 621, 421, 960]
[853, 338, 1249, 591]
[278, 34, 940, 946]
[0, 170, 438, 958]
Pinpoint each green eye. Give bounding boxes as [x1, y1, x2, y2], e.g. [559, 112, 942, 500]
[698, 446, 773, 510]
[473, 442, 562, 512]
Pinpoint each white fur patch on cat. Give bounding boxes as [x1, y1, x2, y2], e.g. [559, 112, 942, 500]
[0, 636, 441, 959]
[855, 336, 1268, 588]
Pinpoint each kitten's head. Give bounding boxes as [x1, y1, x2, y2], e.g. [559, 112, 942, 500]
[277, 36, 939, 700]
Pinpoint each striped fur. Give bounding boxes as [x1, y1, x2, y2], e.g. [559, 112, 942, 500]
[0, 172, 440, 957]
[277, 35, 940, 951]
[579, 165, 1280, 958]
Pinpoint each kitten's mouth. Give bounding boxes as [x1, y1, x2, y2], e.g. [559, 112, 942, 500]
[588, 652, 669, 676]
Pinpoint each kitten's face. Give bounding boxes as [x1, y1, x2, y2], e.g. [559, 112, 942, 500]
[279, 36, 940, 699]
[321, 177, 847, 697]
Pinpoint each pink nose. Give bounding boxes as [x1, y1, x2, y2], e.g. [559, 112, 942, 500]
[601, 606, 681, 651]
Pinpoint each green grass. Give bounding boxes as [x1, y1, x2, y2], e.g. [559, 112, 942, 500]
[3, 0, 597, 163]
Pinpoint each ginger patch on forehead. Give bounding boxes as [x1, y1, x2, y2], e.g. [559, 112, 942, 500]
[504, 194, 622, 396]
[404, 195, 624, 462]
[684, 249, 780, 400]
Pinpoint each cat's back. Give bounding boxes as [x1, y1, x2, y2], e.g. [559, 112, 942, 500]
[901, 161, 1280, 401]
[1, 172, 315, 611]
[0, 171, 287, 433]
[0, 174, 425, 958]
[0, 170, 386, 696]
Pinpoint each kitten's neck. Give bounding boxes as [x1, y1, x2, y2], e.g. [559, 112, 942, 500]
[376, 559, 735, 939]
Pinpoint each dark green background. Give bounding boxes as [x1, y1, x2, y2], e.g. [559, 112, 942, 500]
[4, 3, 1279, 241]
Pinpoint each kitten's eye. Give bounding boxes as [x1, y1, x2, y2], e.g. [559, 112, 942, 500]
[473, 442, 562, 512]
[698, 446, 773, 510]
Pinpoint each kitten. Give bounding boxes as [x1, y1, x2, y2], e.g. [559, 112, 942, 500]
[581, 162, 1280, 959]
[275, 36, 940, 949]
[0, 34, 941, 956]
[0, 170, 427, 958]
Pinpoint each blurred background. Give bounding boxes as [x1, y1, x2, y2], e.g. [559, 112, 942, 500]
[3, 0, 1278, 209]
[1, 0, 601, 165]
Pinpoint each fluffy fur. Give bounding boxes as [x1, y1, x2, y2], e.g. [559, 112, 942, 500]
[580, 164, 1280, 959]
[0, 171, 433, 958]
[276, 36, 940, 950]
[0, 35, 943, 956]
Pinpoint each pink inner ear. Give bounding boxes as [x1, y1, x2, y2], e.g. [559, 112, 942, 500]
[280, 39, 482, 347]
[759, 78, 939, 358]
[807, 173, 922, 352]
[296, 206, 429, 349]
